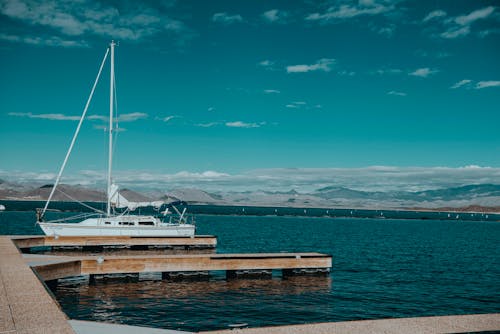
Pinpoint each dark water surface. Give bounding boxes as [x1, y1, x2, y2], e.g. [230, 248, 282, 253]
[1, 211, 499, 331]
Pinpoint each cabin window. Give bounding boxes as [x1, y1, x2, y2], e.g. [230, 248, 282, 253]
[138, 221, 154, 226]
[119, 222, 135, 226]
[104, 222, 111, 225]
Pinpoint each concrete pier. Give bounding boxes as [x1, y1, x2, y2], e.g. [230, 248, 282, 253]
[0, 237, 75, 333]
[202, 313, 500, 334]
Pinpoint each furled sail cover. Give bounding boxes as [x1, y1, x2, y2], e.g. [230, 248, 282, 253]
[109, 184, 163, 210]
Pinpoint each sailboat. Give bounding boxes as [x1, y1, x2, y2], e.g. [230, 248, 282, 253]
[37, 41, 195, 237]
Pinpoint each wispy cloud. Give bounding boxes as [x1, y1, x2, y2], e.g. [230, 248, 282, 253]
[262, 9, 288, 23]
[440, 26, 470, 39]
[8, 112, 80, 121]
[212, 12, 243, 25]
[207, 107, 216, 112]
[475, 81, 500, 89]
[8, 112, 147, 122]
[454, 6, 495, 26]
[0, 0, 194, 46]
[196, 122, 219, 128]
[306, 1, 395, 22]
[287, 58, 335, 73]
[117, 113, 148, 122]
[423, 6, 495, 39]
[257, 59, 278, 71]
[415, 50, 451, 59]
[285, 101, 321, 110]
[422, 10, 447, 23]
[449, 80, 500, 90]
[0, 33, 88, 48]
[373, 68, 403, 75]
[450, 79, 472, 89]
[160, 115, 177, 123]
[409, 67, 438, 78]
[264, 89, 280, 94]
[225, 121, 264, 128]
[387, 91, 407, 96]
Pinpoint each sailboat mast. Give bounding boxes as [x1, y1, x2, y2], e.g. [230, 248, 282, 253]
[107, 40, 116, 217]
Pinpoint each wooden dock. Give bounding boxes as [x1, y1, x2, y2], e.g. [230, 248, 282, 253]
[11, 234, 217, 251]
[30, 252, 332, 283]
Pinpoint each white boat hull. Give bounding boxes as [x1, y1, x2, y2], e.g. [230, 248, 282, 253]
[39, 223, 195, 236]
[38, 216, 195, 237]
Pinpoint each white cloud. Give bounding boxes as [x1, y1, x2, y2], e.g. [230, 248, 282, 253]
[8, 112, 80, 121]
[212, 12, 243, 24]
[423, 10, 447, 22]
[117, 113, 148, 122]
[262, 9, 288, 23]
[387, 91, 407, 96]
[454, 6, 495, 26]
[0, 0, 194, 45]
[161, 115, 177, 122]
[376, 25, 395, 37]
[257, 59, 277, 71]
[196, 122, 219, 128]
[436, 6, 496, 39]
[285, 101, 322, 110]
[409, 67, 438, 78]
[374, 68, 403, 75]
[225, 121, 264, 128]
[306, 2, 394, 22]
[8, 112, 147, 122]
[0, 33, 88, 48]
[415, 50, 452, 59]
[207, 107, 216, 112]
[440, 26, 470, 39]
[479, 29, 500, 38]
[475, 81, 500, 89]
[264, 89, 280, 94]
[450, 79, 472, 89]
[258, 60, 273, 67]
[287, 58, 335, 73]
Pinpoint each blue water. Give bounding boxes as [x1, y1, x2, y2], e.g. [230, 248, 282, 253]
[1, 211, 499, 331]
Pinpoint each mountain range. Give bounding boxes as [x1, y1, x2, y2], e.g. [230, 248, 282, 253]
[1, 179, 499, 212]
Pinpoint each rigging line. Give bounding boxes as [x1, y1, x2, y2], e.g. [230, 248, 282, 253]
[55, 187, 106, 214]
[41, 47, 110, 219]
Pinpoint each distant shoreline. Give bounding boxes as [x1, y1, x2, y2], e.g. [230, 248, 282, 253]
[1, 199, 498, 222]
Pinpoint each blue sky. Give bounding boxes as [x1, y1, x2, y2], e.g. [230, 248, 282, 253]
[0, 0, 499, 190]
